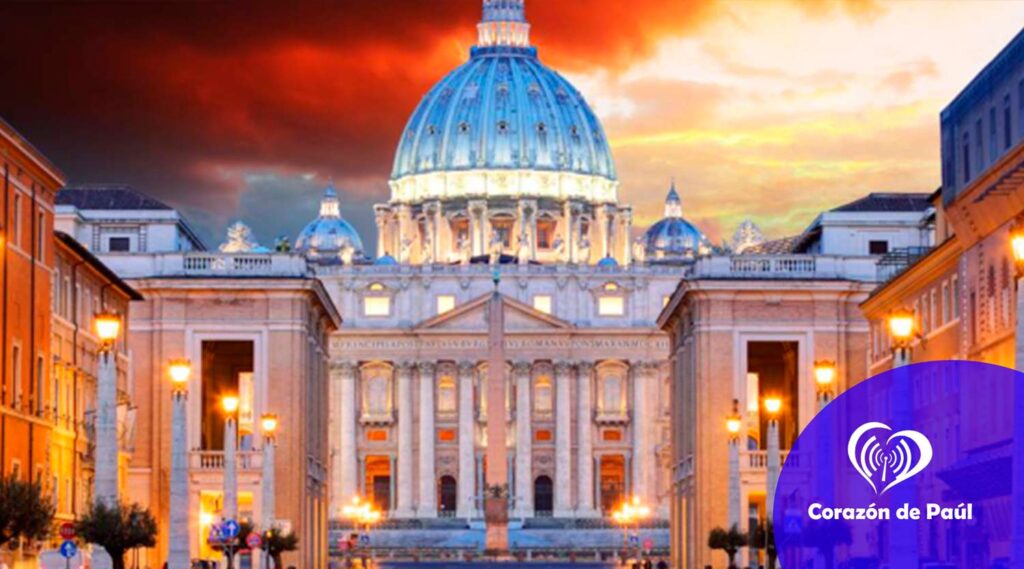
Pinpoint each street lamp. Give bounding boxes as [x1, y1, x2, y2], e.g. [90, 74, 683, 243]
[93, 311, 122, 507]
[221, 394, 240, 569]
[1010, 218, 1024, 564]
[763, 396, 782, 526]
[814, 360, 837, 408]
[167, 359, 192, 569]
[260, 412, 278, 566]
[612, 496, 651, 564]
[342, 496, 382, 565]
[888, 308, 916, 367]
[726, 399, 742, 531]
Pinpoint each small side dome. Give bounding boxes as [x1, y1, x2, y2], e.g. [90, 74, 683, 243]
[374, 254, 398, 266]
[643, 179, 712, 264]
[597, 255, 619, 268]
[295, 183, 366, 265]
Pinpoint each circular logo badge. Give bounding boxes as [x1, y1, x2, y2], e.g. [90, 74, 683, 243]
[773, 361, 1021, 568]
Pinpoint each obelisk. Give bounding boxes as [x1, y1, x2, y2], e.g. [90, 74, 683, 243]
[484, 269, 509, 554]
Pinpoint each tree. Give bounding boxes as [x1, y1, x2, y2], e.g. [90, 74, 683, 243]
[707, 525, 747, 569]
[263, 527, 298, 569]
[76, 501, 157, 569]
[0, 474, 55, 552]
[803, 519, 852, 568]
[751, 521, 778, 569]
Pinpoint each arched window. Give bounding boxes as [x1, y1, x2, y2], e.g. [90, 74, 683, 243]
[438, 475, 457, 516]
[534, 475, 553, 516]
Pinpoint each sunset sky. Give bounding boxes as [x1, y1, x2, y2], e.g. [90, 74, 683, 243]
[1, 0, 1022, 250]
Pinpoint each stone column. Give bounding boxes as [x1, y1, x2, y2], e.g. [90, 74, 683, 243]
[576, 362, 597, 516]
[469, 200, 488, 257]
[373, 205, 390, 258]
[94, 351, 118, 506]
[335, 361, 358, 512]
[417, 362, 438, 517]
[631, 362, 654, 504]
[395, 362, 415, 517]
[224, 414, 238, 520]
[457, 361, 476, 519]
[553, 360, 573, 517]
[167, 389, 189, 569]
[513, 361, 533, 518]
[261, 432, 276, 528]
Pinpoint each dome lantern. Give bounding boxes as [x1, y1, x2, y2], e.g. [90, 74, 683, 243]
[478, 0, 530, 49]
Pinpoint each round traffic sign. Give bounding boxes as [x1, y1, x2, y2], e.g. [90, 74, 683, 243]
[222, 519, 240, 538]
[59, 540, 78, 559]
[246, 532, 262, 549]
[59, 522, 76, 540]
[642, 538, 653, 552]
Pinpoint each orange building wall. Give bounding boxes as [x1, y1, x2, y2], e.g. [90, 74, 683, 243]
[0, 120, 63, 486]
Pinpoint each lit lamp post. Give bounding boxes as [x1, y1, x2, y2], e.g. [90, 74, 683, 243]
[168, 359, 192, 569]
[888, 308, 916, 368]
[612, 496, 651, 564]
[1010, 219, 1024, 564]
[342, 496, 382, 566]
[260, 413, 278, 543]
[726, 399, 742, 530]
[763, 396, 782, 523]
[813, 360, 836, 411]
[93, 311, 121, 506]
[222, 395, 240, 521]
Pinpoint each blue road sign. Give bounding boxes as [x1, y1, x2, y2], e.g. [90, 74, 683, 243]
[222, 519, 240, 538]
[59, 540, 78, 559]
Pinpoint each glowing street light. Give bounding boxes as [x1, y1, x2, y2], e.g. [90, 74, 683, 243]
[612, 496, 651, 564]
[889, 308, 917, 367]
[763, 396, 782, 418]
[1011, 218, 1024, 275]
[343, 496, 383, 563]
[763, 396, 783, 522]
[814, 360, 837, 407]
[222, 395, 240, 415]
[93, 310, 122, 507]
[168, 358, 193, 569]
[93, 311, 121, 351]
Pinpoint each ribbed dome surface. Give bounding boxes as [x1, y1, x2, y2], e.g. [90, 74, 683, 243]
[391, 48, 616, 181]
[295, 184, 365, 264]
[643, 181, 711, 262]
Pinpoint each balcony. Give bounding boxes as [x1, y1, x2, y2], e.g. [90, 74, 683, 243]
[188, 450, 264, 471]
[97, 252, 311, 279]
[740, 450, 795, 474]
[693, 255, 879, 282]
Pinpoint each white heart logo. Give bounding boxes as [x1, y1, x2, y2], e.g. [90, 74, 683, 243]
[847, 422, 933, 495]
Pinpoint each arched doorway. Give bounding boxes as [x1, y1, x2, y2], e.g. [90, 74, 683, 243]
[534, 475, 553, 516]
[599, 455, 625, 513]
[438, 475, 457, 517]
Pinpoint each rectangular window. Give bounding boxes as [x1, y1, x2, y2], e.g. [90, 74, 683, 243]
[598, 296, 625, 316]
[107, 236, 131, 252]
[363, 296, 391, 317]
[12, 193, 21, 248]
[963, 133, 971, 183]
[10, 461, 20, 481]
[976, 118, 984, 166]
[952, 275, 960, 316]
[437, 428, 456, 443]
[1005, 95, 1013, 149]
[942, 282, 950, 324]
[36, 211, 45, 258]
[536, 220, 555, 250]
[868, 240, 889, 255]
[36, 356, 45, 416]
[11, 344, 21, 408]
[990, 107, 998, 159]
[534, 429, 552, 442]
[436, 295, 456, 315]
[533, 295, 552, 315]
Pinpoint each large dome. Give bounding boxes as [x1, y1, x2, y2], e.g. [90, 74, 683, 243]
[391, 3, 615, 182]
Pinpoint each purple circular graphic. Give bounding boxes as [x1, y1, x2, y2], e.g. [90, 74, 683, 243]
[773, 361, 1023, 569]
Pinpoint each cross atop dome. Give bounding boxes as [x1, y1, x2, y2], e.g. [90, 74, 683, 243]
[478, 0, 531, 49]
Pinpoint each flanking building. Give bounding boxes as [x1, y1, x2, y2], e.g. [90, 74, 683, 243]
[861, 27, 1024, 568]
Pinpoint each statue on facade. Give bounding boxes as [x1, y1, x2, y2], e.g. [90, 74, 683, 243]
[274, 235, 292, 252]
[339, 242, 355, 265]
[516, 230, 532, 264]
[489, 230, 504, 264]
[577, 235, 591, 265]
[219, 221, 268, 253]
[400, 238, 413, 262]
[422, 232, 434, 264]
[632, 236, 647, 266]
[552, 234, 565, 262]
[456, 234, 472, 265]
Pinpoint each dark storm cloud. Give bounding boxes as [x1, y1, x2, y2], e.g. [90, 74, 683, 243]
[0, 0, 716, 245]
